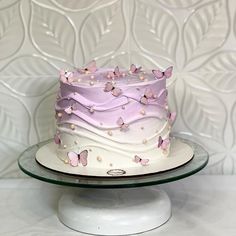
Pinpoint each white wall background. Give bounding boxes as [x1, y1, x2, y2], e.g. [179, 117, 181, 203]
[0, 0, 235, 177]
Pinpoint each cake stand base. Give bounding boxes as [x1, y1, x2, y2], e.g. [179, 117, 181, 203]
[58, 187, 171, 235]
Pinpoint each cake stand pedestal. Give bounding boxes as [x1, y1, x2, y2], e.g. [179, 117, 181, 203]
[18, 138, 208, 235]
[58, 188, 171, 235]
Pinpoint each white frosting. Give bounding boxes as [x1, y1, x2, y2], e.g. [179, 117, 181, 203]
[56, 117, 171, 170]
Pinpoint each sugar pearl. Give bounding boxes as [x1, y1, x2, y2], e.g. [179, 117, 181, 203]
[140, 109, 146, 115]
[122, 72, 126, 77]
[128, 70, 132, 74]
[90, 75, 95, 79]
[70, 124, 75, 130]
[77, 78, 81, 82]
[153, 94, 157, 99]
[89, 107, 94, 113]
[142, 139, 147, 144]
[64, 159, 69, 164]
[63, 144, 67, 149]
[97, 156, 102, 162]
[139, 75, 144, 80]
[165, 105, 168, 110]
[89, 81, 94, 86]
[107, 74, 111, 79]
[107, 130, 113, 136]
[74, 140, 79, 144]
[163, 150, 168, 155]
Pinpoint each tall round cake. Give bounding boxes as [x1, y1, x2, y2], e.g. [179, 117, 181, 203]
[36, 61, 193, 177]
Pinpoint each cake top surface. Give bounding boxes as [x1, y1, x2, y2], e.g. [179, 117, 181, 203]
[59, 60, 173, 87]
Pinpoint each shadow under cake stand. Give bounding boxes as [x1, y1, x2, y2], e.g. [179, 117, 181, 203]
[18, 137, 208, 236]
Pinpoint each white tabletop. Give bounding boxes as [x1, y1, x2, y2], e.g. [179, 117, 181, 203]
[0, 175, 235, 236]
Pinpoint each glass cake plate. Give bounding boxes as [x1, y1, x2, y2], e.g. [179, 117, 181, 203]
[18, 137, 208, 235]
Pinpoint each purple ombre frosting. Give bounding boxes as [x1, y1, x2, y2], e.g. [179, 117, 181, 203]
[55, 64, 171, 129]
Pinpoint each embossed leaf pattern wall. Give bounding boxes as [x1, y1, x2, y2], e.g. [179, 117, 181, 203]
[0, 0, 235, 177]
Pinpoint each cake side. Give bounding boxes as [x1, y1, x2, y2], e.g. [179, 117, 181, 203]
[54, 62, 176, 176]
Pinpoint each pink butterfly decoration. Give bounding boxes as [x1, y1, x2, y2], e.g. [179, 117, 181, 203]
[167, 111, 176, 124]
[134, 155, 149, 166]
[104, 82, 122, 96]
[130, 64, 142, 73]
[117, 117, 129, 131]
[67, 150, 88, 167]
[140, 88, 153, 104]
[107, 66, 121, 78]
[158, 136, 170, 150]
[78, 60, 97, 74]
[54, 133, 61, 145]
[60, 70, 74, 83]
[152, 66, 173, 79]
[65, 106, 73, 114]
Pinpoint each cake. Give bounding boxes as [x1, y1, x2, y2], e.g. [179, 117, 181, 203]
[47, 60, 191, 177]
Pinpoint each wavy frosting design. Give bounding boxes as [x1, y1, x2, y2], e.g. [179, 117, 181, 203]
[54, 61, 175, 176]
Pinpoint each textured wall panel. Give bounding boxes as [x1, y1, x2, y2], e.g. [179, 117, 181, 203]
[0, 0, 235, 177]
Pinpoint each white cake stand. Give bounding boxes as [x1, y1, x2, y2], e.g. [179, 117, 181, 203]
[18, 138, 208, 235]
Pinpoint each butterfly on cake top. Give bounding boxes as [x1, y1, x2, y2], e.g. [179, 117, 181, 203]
[54, 60, 176, 176]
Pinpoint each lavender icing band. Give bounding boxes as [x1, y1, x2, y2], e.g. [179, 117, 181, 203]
[56, 76, 167, 129]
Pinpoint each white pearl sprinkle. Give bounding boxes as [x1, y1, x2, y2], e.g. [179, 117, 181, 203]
[90, 75, 95, 79]
[140, 109, 146, 115]
[63, 144, 67, 149]
[70, 124, 75, 130]
[142, 139, 147, 144]
[89, 81, 94, 86]
[107, 130, 113, 136]
[97, 156, 102, 162]
[163, 149, 168, 155]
